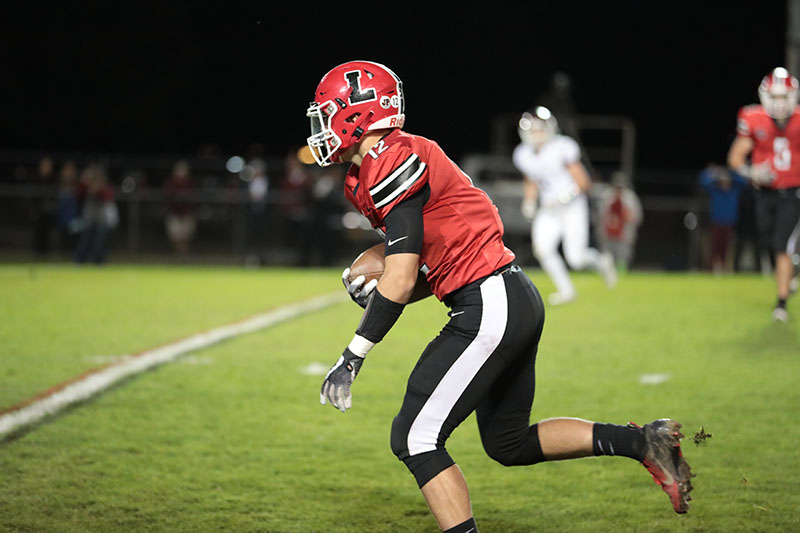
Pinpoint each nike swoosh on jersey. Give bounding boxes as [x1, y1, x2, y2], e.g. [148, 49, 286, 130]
[387, 236, 409, 246]
[370, 153, 427, 208]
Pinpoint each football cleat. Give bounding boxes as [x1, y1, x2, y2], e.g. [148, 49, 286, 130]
[599, 252, 618, 289]
[633, 419, 694, 514]
[547, 291, 577, 306]
[772, 307, 788, 322]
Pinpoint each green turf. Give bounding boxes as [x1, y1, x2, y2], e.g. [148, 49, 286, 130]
[1, 265, 798, 532]
[0, 264, 339, 409]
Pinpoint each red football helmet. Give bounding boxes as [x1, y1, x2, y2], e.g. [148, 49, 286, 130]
[306, 61, 405, 166]
[758, 67, 799, 120]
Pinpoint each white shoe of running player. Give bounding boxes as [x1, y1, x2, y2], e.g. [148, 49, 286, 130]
[548, 292, 577, 306]
[772, 307, 788, 322]
[600, 252, 618, 289]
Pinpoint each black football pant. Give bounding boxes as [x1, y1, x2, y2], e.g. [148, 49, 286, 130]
[390, 265, 546, 487]
[754, 187, 800, 255]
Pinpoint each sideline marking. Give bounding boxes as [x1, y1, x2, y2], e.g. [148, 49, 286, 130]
[638, 373, 671, 385]
[299, 362, 330, 376]
[0, 292, 346, 440]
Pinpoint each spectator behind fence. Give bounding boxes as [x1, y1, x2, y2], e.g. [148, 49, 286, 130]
[30, 155, 56, 257]
[596, 171, 643, 272]
[300, 164, 345, 266]
[244, 158, 270, 266]
[163, 160, 197, 259]
[75, 164, 117, 265]
[279, 147, 314, 254]
[246, 158, 269, 212]
[698, 163, 748, 274]
[56, 160, 81, 255]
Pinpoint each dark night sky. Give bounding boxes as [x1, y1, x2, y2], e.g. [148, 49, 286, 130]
[0, 2, 790, 172]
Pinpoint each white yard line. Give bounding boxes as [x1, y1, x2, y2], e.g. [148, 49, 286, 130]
[0, 292, 346, 440]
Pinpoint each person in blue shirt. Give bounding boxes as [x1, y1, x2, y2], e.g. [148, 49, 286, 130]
[699, 163, 748, 273]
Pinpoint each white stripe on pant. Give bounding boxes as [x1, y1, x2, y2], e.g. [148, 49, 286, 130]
[406, 275, 509, 456]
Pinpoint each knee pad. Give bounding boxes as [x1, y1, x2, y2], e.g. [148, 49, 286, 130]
[402, 448, 456, 488]
[390, 410, 441, 460]
[481, 423, 545, 467]
[390, 414, 410, 460]
[391, 415, 455, 487]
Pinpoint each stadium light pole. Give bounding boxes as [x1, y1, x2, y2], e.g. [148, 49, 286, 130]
[788, 0, 800, 77]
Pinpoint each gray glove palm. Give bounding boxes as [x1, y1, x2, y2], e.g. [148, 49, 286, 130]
[320, 348, 365, 412]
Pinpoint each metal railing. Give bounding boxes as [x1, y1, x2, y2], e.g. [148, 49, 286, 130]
[489, 113, 637, 180]
[0, 175, 763, 273]
[0, 141, 765, 272]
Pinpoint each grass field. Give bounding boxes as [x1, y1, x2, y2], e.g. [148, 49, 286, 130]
[1, 264, 798, 532]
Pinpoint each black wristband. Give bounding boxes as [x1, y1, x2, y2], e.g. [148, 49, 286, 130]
[342, 347, 365, 375]
[355, 288, 405, 343]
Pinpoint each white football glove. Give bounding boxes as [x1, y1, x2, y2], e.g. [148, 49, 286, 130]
[556, 183, 581, 205]
[341, 268, 378, 308]
[739, 162, 776, 186]
[541, 184, 581, 209]
[320, 348, 364, 412]
[521, 199, 537, 220]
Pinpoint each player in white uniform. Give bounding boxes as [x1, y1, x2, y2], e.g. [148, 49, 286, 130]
[512, 106, 616, 305]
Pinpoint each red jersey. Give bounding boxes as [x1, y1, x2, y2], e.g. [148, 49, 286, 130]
[163, 175, 195, 216]
[736, 104, 800, 188]
[344, 130, 515, 300]
[604, 194, 630, 239]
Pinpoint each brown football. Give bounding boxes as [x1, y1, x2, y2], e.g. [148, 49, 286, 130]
[348, 243, 385, 284]
[347, 243, 432, 303]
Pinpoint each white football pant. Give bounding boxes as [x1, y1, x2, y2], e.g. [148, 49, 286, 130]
[532, 195, 603, 296]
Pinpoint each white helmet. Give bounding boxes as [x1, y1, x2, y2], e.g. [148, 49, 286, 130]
[758, 67, 799, 120]
[518, 106, 558, 148]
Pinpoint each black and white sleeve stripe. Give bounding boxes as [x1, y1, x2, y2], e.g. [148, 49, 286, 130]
[369, 154, 427, 209]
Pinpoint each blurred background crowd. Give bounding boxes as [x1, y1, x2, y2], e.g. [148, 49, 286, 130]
[0, 116, 766, 275]
[1, 145, 352, 267]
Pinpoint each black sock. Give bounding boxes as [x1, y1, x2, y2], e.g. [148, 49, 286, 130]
[444, 517, 478, 533]
[777, 298, 787, 309]
[592, 423, 646, 461]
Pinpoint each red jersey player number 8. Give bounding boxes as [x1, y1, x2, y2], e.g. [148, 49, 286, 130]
[774, 137, 791, 171]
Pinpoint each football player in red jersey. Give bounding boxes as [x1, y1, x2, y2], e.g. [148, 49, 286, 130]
[308, 61, 693, 531]
[728, 67, 800, 322]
